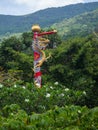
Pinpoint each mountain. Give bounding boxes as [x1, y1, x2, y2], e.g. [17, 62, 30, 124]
[52, 8, 98, 39]
[0, 2, 98, 36]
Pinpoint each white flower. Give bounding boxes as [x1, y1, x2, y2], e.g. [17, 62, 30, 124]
[50, 86, 53, 89]
[60, 93, 64, 97]
[14, 84, 17, 88]
[25, 99, 30, 102]
[78, 110, 81, 114]
[0, 84, 3, 88]
[83, 91, 86, 95]
[65, 88, 69, 92]
[10, 113, 14, 116]
[36, 83, 41, 88]
[46, 93, 50, 98]
[54, 82, 59, 85]
[22, 86, 26, 89]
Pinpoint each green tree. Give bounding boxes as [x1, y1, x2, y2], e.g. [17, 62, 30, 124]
[42, 34, 98, 107]
[0, 36, 33, 84]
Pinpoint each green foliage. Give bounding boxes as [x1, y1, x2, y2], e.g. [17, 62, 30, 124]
[43, 28, 62, 48]
[22, 32, 32, 50]
[53, 9, 98, 39]
[43, 35, 98, 86]
[42, 34, 98, 107]
[0, 104, 98, 130]
[0, 83, 87, 114]
[0, 35, 33, 83]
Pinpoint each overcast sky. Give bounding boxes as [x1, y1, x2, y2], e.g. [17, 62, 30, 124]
[0, 0, 98, 15]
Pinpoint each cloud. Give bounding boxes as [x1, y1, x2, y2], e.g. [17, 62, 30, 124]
[14, 0, 84, 9]
[13, 0, 85, 13]
[14, 0, 32, 5]
[83, 0, 98, 2]
[0, 0, 98, 15]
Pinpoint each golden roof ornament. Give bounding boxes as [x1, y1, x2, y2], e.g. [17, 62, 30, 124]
[32, 24, 41, 32]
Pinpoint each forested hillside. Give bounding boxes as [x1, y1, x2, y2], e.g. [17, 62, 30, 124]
[52, 8, 98, 39]
[0, 2, 98, 35]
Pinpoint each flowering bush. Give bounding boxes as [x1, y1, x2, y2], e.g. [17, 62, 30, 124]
[0, 82, 86, 114]
[1, 82, 97, 129]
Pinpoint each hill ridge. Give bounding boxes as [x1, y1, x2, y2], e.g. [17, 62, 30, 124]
[0, 2, 98, 36]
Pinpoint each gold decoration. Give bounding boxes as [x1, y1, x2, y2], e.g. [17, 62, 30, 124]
[32, 24, 41, 32]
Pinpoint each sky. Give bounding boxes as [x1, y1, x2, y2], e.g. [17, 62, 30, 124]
[0, 0, 98, 16]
